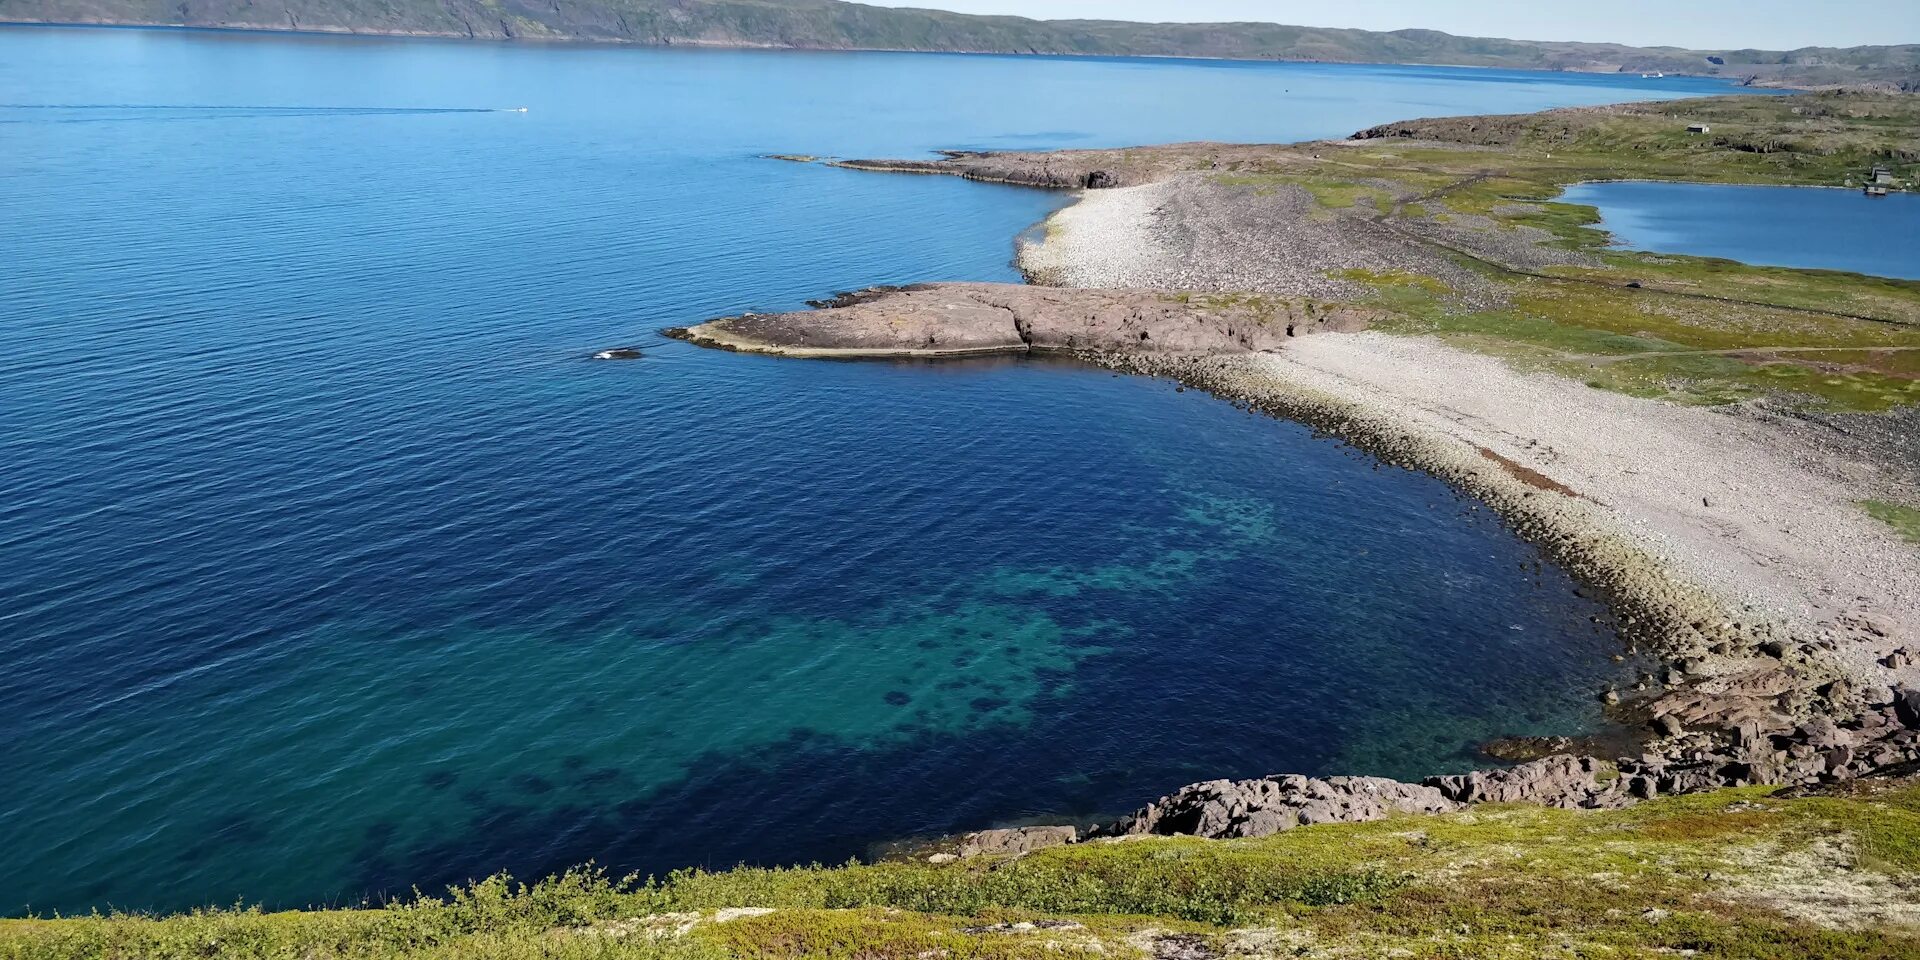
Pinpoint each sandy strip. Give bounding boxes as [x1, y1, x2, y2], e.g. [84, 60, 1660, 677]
[1032, 180, 1920, 689]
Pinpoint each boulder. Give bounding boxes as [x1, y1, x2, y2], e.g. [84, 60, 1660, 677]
[1893, 687, 1920, 729]
[1795, 718, 1850, 750]
[1657, 763, 1726, 795]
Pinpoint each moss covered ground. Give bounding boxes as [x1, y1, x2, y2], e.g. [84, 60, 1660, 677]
[1235, 91, 1920, 411]
[7, 780, 1917, 959]
[1862, 500, 1920, 544]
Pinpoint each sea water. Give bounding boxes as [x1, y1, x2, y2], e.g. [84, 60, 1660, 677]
[0, 26, 1743, 914]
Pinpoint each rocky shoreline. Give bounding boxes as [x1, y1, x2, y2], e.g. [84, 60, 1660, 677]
[1038, 352, 1919, 841]
[668, 304, 1920, 854]
[886, 345, 1920, 861]
[663, 93, 1920, 856]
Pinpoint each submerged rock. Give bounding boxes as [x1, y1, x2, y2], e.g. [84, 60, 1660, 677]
[592, 347, 644, 360]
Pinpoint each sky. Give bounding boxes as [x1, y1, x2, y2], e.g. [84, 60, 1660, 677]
[865, 1, 1917, 50]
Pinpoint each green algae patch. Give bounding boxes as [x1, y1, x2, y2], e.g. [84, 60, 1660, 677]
[982, 492, 1276, 599]
[11, 781, 1919, 958]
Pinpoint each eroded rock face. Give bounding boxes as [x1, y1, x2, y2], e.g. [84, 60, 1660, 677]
[1426, 755, 1631, 809]
[669, 283, 1377, 358]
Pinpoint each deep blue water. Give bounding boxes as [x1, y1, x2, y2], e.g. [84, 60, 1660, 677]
[0, 26, 1743, 915]
[1563, 180, 1920, 279]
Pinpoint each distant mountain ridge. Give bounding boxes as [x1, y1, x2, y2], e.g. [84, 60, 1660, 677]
[4, 0, 1917, 88]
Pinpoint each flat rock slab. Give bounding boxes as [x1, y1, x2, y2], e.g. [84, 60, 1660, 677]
[670, 283, 1377, 358]
[956, 825, 1079, 859]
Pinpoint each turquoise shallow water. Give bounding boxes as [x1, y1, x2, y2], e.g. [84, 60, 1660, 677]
[1563, 180, 1920, 279]
[0, 27, 1743, 915]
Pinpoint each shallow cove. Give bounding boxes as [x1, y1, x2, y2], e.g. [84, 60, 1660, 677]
[0, 28, 1743, 915]
[1562, 180, 1920, 280]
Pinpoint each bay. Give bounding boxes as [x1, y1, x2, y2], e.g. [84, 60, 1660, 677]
[0, 27, 1741, 914]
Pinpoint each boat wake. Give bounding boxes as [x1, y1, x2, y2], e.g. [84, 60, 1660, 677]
[0, 103, 513, 123]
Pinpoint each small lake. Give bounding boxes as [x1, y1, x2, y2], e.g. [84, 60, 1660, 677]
[1563, 180, 1920, 280]
[0, 26, 1742, 916]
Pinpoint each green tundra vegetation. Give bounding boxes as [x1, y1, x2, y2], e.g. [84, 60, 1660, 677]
[4, 779, 1916, 959]
[1212, 91, 1920, 413]
[3, 0, 1918, 89]
[1862, 500, 1920, 544]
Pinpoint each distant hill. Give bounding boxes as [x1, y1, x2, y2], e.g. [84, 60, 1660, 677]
[4, 0, 1917, 89]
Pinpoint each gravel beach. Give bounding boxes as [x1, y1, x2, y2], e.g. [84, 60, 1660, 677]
[1025, 178, 1920, 687]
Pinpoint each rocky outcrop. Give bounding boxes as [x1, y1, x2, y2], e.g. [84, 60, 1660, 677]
[831, 144, 1329, 193]
[1430, 755, 1638, 807]
[1098, 757, 1629, 840]
[1097, 775, 1459, 839]
[1090, 701, 1920, 842]
[956, 826, 1078, 858]
[1083, 683, 1920, 843]
[667, 283, 1378, 359]
[930, 679, 1920, 855]
[833, 153, 1145, 190]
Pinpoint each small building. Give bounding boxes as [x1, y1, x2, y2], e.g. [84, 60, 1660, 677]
[1687, 123, 1711, 134]
[1872, 165, 1896, 186]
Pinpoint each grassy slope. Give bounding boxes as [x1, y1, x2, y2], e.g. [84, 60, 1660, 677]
[4, 781, 1917, 958]
[1, 0, 1917, 87]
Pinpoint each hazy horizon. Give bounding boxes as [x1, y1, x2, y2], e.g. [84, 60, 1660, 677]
[866, 0, 1917, 51]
